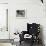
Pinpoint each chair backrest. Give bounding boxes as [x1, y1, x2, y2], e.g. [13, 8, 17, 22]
[27, 23, 40, 35]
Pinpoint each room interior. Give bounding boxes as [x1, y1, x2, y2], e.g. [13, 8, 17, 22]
[0, 0, 46, 46]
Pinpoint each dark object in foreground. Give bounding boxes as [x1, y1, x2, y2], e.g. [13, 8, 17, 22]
[19, 23, 42, 46]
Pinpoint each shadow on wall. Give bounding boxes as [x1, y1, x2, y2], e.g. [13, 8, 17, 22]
[40, 25, 45, 46]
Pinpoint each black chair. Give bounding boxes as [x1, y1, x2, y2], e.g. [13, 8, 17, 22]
[19, 23, 40, 46]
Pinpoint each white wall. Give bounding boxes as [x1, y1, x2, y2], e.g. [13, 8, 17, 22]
[0, 4, 8, 29]
[0, 4, 9, 39]
[0, 0, 8, 3]
[9, 0, 46, 45]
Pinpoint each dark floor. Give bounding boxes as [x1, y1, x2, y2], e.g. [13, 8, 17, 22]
[19, 41, 43, 46]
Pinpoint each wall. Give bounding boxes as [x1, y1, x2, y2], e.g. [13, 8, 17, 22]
[0, 0, 9, 39]
[0, 0, 12, 46]
[0, 4, 9, 39]
[9, 0, 46, 45]
[0, 0, 8, 3]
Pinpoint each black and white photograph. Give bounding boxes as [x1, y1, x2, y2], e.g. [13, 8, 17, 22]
[16, 9, 27, 19]
[16, 10, 25, 17]
[0, 0, 46, 46]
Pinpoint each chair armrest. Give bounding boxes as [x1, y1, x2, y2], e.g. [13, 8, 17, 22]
[19, 31, 27, 41]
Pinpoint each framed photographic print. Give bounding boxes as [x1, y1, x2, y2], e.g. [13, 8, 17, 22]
[16, 9, 26, 18]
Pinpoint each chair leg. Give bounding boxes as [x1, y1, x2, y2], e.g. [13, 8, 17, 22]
[20, 41, 21, 45]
